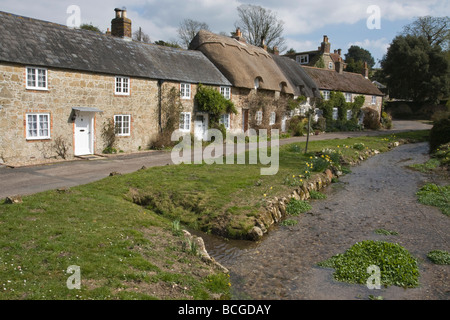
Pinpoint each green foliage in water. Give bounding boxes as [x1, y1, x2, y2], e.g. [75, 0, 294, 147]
[416, 183, 450, 216]
[317, 240, 420, 288]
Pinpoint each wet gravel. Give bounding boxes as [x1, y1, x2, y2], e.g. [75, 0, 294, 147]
[203, 142, 449, 300]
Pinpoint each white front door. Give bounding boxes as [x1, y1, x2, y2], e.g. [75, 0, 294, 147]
[194, 114, 208, 140]
[74, 112, 94, 156]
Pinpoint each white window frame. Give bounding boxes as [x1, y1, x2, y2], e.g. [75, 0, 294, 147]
[346, 110, 353, 120]
[269, 112, 276, 125]
[26, 113, 50, 140]
[256, 111, 263, 125]
[114, 114, 131, 136]
[219, 113, 231, 130]
[332, 108, 338, 120]
[26, 67, 48, 90]
[345, 93, 352, 103]
[254, 78, 260, 91]
[296, 54, 309, 65]
[115, 76, 130, 96]
[220, 86, 231, 100]
[180, 83, 191, 99]
[179, 112, 191, 132]
[371, 96, 377, 105]
[322, 90, 330, 101]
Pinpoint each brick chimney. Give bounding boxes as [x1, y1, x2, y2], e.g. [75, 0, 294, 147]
[232, 27, 246, 43]
[111, 8, 132, 39]
[321, 35, 330, 54]
[362, 61, 369, 79]
[335, 57, 344, 74]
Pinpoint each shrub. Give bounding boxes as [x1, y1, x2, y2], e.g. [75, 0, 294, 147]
[429, 118, 450, 153]
[381, 112, 393, 129]
[286, 199, 312, 216]
[362, 108, 381, 130]
[288, 116, 308, 136]
[317, 240, 420, 288]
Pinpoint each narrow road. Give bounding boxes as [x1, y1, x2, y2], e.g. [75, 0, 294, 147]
[0, 120, 431, 198]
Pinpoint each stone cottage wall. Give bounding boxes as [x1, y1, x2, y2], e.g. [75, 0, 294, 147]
[0, 62, 159, 166]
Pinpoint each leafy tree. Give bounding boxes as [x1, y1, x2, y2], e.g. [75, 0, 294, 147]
[154, 40, 181, 49]
[178, 19, 210, 49]
[80, 23, 101, 33]
[344, 45, 375, 73]
[235, 4, 286, 52]
[381, 35, 449, 104]
[133, 27, 151, 43]
[402, 16, 450, 50]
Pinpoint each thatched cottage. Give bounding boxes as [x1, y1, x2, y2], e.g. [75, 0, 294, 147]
[189, 29, 319, 133]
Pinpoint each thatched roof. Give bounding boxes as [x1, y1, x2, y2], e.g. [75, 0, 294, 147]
[0, 11, 231, 86]
[303, 66, 384, 96]
[189, 30, 294, 94]
[272, 55, 321, 98]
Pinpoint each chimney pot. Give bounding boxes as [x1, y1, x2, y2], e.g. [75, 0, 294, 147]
[111, 8, 132, 39]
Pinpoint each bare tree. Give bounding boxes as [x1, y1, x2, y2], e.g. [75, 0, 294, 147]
[235, 4, 286, 52]
[402, 16, 450, 50]
[133, 27, 151, 43]
[178, 19, 210, 48]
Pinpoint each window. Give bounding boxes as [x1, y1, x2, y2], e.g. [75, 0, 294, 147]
[180, 83, 191, 99]
[179, 112, 191, 131]
[255, 111, 263, 125]
[26, 113, 50, 140]
[328, 62, 333, 69]
[115, 115, 131, 136]
[254, 78, 261, 90]
[372, 96, 377, 105]
[322, 90, 330, 101]
[26, 67, 47, 90]
[347, 110, 353, 120]
[345, 93, 352, 103]
[269, 112, 276, 125]
[332, 108, 338, 120]
[220, 86, 231, 100]
[296, 54, 309, 65]
[219, 113, 231, 129]
[115, 76, 130, 95]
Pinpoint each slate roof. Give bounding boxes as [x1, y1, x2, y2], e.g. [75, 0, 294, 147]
[271, 54, 321, 98]
[0, 11, 231, 86]
[303, 66, 384, 96]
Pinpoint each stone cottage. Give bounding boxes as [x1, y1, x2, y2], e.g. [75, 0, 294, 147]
[302, 64, 384, 120]
[0, 9, 231, 166]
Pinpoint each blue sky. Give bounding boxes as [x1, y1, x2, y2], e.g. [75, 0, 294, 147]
[1, 0, 449, 66]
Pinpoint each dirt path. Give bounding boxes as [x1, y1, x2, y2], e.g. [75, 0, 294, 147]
[204, 142, 449, 300]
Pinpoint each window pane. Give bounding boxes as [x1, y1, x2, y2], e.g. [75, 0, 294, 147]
[39, 114, 49, 137]
[27, 114, 37, 137]
[27, 68, 36, 87]
[123, 78, 129, 93]
[38, 69, 46, 88]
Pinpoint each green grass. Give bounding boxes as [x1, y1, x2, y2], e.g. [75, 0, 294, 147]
[0, 130, 429, 300]
[317, 240, 420, 288]
[416, 183, 450, 216]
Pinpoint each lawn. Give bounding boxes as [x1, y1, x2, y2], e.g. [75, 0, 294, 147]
[0, 130, 429, 300]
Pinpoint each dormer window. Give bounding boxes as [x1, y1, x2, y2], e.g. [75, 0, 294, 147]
[254, 78, 261, 90]
[296, 54, 309, 65]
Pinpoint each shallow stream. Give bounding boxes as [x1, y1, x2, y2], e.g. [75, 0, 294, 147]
[198, 142, 450, 300]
